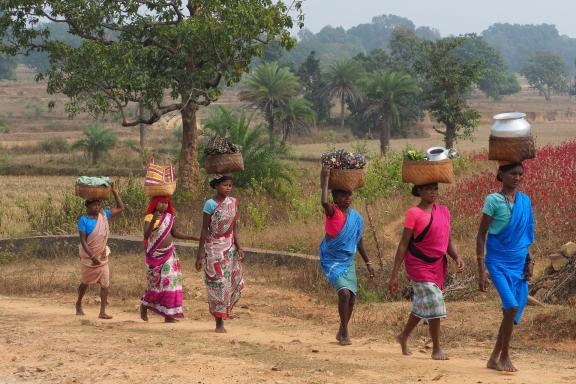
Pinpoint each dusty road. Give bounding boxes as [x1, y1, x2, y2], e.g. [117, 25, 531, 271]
[1, 283, 575, 384]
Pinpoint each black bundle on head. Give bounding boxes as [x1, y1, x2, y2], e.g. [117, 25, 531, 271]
[497, 162, 523, 182]
[209, 175, 232, 189]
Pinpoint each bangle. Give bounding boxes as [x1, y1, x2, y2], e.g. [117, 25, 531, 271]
[365, 261, 372, 265]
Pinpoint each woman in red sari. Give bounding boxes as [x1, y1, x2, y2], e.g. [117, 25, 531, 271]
[141, 196, 199, 322]
[388, 183, 464, 360]
[196, 175, 244, 333]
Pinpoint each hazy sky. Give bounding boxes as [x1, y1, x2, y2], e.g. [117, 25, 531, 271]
[300, 0, 576, 37]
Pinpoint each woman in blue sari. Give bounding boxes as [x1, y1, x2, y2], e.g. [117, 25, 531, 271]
[320, 166, 375, 345]
[476, 162, 535, 372]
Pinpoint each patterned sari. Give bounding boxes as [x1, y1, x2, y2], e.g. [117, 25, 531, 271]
[204, 197, 244, 319]
[141, 213, 184, 319]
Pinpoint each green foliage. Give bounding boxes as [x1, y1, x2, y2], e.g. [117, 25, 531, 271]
[40, 137, 71, 153]
[356, 153, 407, 203]
[22, 193, 84, 235]
[73, 125, 117, 165]
[275, 97, 316, 141]
[522, 52, 569, 101]
[239, 61, 300, 142]
[201, 106, 292, 190]
[0, 52, 17, 80]
[453, 35, 520, 100]
[359, 71, 421, 154]
[403, 148, 426, 161]
[297, 51, 331, 124]
[415, 36, 483, 148]
[0, 120, 9, 134]
[323, 59, 363, 128]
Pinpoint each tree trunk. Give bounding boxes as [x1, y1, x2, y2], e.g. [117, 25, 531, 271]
[379, 118, 390, 156]
[138, 102, 146, 152]
[340, 94, 345, 128]
[444, 122, 456, 149]
[266, 105, 275, 146]
[178, 103, 200, 194]
[545, 84, 551, 102]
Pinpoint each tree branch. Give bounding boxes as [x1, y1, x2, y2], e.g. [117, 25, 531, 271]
[432, 125, 446, 135]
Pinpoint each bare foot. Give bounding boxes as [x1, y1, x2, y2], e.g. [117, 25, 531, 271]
[499, 354, 518, 372]
[215, 326, 227, 333]
[431, 348, 449, 360]
[140, 304, 148, 322]
[396, 334, 412, 356]
[339, 337, 352, 346]
[98, 313, 113, 320]
[164, 317, 177, 323]
[336, 330, 342, 342]
[487, 357, 501, 371]
[75, 302, 85, 316]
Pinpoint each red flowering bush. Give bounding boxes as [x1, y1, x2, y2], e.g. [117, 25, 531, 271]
[443, 141, 576, 251]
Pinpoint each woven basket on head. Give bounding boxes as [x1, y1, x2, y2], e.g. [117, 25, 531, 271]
[205, 152, 244, 174]
[402, 160, 454, 185]
[75, 185, 111, 201]
[488, 135, 535, 162]
[144, 181, 177, 197]
[328, 168, 366, 192]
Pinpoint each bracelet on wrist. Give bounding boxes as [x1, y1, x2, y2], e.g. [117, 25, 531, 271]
[365, 261, 372, 265]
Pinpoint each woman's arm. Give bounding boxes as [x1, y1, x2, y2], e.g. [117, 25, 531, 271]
[476, 213, 493, 292]
[195, 213, 211, 271]
[108, 183, 125, 218]
[143, 212, 160, 239]
[321, 166, 334, 217]
[447, 236, 465, 272]
[233, 221, 244, 261]
[357, 237, 374, 278]
[388, 228, 413, 293]
[171, 218, 200, 241]
[79, 231, 100, 265]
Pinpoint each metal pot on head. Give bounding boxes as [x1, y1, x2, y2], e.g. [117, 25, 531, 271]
[491, 112, 532, 138]
[426, 147, 449, 161]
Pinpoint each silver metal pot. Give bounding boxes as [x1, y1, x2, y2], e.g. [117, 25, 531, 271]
[491, 112, 531, 138]
[426, 147, 449, 161]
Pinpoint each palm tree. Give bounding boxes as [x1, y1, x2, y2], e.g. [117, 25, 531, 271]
[275, 97, 316, 142]
[202, 106, 291, 188]
[323, 60, 362, 128]
[239, 62, 300, 144]
[361, 71, 421, 155]
[73, 125, 118, 165]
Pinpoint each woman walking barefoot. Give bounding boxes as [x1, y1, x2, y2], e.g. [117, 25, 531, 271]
[76, 183, 124, 319]
[477, 162, 534, 372]
[196, 175, 244, 333]
[320, 166, 375, 346]
[388, 183, 464, 360]
[141, 196, 199, 323]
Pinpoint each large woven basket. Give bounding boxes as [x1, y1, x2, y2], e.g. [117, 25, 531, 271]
[144, 181, 177, 197]
[402, 160, 454, 185]
[205, 152, 244, 174]
[328, 168, 366, 192]
[488, 135, 535, 162]
[75, 185, 111, 200]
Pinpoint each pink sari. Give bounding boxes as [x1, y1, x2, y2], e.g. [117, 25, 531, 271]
[141, 213, 184, 318]
[405, 204, 450, 289]
[204, 197, 244, 319]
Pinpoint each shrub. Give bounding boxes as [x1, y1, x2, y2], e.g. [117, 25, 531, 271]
[73, 125, 118, 165]
[0, 120, 9, 134]
[40, 137, 71, 153]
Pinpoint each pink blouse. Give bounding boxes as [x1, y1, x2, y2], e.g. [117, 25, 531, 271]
[325, 205, 346, 238]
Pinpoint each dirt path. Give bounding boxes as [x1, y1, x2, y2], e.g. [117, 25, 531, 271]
[1, 285, 575, 384]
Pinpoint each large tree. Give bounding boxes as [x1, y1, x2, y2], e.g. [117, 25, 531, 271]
[0, 52, 16, 80]
[415, 36, 483, 149]
[522, 52, 569, 102]
[360, 71, 420, 155]
[0, 1, 301, 193]
[275, 96, 315, 142]
[239, 61, 300, 144]
[323, 59, 362, 128]
[297, 50, 330, 124]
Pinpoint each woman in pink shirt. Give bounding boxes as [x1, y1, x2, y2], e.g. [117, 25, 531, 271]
[388, 183, 464, 360]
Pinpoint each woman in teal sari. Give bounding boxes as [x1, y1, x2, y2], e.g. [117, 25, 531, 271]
[320, 166, 375, 346]
[476, 162, 535, 372]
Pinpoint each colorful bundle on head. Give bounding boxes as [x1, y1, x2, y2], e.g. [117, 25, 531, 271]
[321, 149, 366, 169]
[204, 135, 240, 155]
[145, 159, 176, 186]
